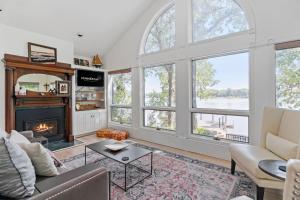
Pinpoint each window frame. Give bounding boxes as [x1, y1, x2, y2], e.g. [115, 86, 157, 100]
[275, 40, 300, 110]
[190, 0, 250, 44]
[190, 51, 250, 143]
[142, 63, 176, 132]
[141, 3, 176, 55]
[108, 69, 133, 126]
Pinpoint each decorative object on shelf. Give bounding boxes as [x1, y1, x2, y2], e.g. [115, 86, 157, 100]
[75, 103, 81, 111]
[28, 42, 57, 64]
[56, 81, 71, 96]
[48, 85, 56, 95]
[15, 82, 20, 95]
[74, 58, 80, 65]
[74, 57, 89, 67]
[19, 87, 27, 95]
[92, 54, 103, 68]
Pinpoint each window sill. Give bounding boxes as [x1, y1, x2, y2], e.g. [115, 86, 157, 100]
[108, 121, 132, 128]
[188, 134, 249, 145]
[140, 126, 176, 135]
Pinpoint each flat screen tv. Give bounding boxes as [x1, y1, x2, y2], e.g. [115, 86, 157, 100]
[77, 70, 104, 87]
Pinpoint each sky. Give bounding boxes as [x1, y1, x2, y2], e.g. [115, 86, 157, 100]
[206, 52, 249, 90]
[145, 52, 249, 93]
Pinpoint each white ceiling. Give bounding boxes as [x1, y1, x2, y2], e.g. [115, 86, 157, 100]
[0, 0, 153, 57]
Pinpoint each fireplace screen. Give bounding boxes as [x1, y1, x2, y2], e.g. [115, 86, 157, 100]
[25, 119, 58, 137]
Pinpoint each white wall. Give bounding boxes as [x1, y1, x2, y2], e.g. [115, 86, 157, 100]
[103, 0, 300, 159]
[0, 24, 5, 129]
[0, 24, 74, 131]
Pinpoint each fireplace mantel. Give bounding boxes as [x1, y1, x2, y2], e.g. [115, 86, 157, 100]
[4, 54, 75, 141]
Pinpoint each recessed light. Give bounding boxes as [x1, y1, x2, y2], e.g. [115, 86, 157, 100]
[0, 9, 2, 12]
[77, 33, 83, 38]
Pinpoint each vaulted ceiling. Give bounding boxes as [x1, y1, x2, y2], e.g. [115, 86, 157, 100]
[0, 0, 153, 56]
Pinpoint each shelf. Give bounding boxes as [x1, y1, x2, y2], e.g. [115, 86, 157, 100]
[15, 94, 70, 98]
[73, 65, 106, 72]
[76, 99, 104, 102]
[76, 108, 105, 111]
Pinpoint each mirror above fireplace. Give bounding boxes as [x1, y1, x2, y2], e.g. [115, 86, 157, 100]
[16, 73, 63, 93]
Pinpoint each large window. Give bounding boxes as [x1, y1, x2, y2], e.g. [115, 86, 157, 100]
[192, 52, 249, 142]
[144, 5, 175, 54]
[109, 70, 132, 125]
[276, 41, 300, 110]
[143, 64, 176, 131]
[192, 0, 249, 42]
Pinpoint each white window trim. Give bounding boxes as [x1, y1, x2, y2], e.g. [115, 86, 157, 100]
[108, 72, 133, 126]
[189, 51, 251, 143]
[190, 0, 253, 44]
[140, 2, 176, 55]
[142, 64, 176, 132]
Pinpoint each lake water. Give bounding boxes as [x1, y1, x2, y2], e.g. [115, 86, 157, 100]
[195, 98, 249, 137]
[196, 97, 249, 110]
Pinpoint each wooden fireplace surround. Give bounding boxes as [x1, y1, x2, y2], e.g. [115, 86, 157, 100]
[4, 54, 75, 141]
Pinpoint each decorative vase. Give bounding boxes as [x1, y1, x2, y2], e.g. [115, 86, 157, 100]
[15, 83, 20, 95]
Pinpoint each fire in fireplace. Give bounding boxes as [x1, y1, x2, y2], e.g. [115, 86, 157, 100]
[25, 119, 58, 138]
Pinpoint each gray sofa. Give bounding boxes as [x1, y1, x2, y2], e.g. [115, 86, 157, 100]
[1, 131, 110, 200]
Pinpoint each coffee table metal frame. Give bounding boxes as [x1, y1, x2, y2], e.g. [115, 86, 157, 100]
[85, 145, 153, 191]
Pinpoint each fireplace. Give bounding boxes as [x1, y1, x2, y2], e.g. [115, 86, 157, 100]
[25, 119, 58, 137]
[16, 107, 65, 141]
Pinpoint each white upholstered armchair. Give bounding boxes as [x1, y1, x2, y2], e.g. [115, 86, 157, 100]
[230, 107, 300, 200]
[232, 159, 300, 200]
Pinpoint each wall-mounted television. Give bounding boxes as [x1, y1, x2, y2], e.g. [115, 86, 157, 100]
[77, 70, 104, 87]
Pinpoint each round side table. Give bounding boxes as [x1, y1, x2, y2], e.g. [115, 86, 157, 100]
[258, 160, 287, 181]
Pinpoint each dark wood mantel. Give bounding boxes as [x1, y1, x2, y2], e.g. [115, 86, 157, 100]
[3, 54, 75, 141]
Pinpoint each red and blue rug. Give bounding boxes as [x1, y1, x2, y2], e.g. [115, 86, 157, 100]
[62, 144, 255, 200]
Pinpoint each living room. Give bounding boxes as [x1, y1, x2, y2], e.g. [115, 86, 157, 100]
[0, 0, 300, 200]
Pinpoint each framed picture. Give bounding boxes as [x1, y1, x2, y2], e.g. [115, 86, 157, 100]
[56, 81, 71, 96]
[74, 58, 80, 65]
[28, 42, 57, 64]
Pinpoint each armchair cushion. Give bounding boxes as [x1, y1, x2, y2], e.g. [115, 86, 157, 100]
[266, 132, 298, 160]
[278, 110, 300, 143]
[230, 143, 283, 180]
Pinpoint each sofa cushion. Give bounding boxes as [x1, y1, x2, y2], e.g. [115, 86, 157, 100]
[19, 143, 59, 177]
[278, 110, 300, 143]
[230, 143, 283, 180]
[0, 138, 36, 199]
[9, 130, 31, 144]
[266, 132, 298, 160]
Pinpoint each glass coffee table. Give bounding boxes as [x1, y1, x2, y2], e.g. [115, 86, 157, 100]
[85, 140, 153, 191]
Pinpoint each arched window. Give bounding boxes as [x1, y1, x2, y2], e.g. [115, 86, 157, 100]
[144, 5, 175, 54]
[192, 0, 249, 42]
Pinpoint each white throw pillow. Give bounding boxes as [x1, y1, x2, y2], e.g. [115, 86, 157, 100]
[19, 143, 59, 177]
[9, 130, 31, 144]
[0, 129, 8, 138]
[266, 132, 298, 160]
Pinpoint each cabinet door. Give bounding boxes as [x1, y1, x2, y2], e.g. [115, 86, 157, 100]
[87, 112, 95, 132]
[76, 112, 86, 134]
[98, 110, 106, 129]
[94, 112, 101, 130]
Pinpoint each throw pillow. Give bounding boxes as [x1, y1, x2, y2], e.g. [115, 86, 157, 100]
[0, 129, 8, 138]
[9, 130, 31, 144]
[266, 132, 298, 160]
[19, 143, 59, 176]
[46, 148, 65, 168]
[0, 138, 36, 199]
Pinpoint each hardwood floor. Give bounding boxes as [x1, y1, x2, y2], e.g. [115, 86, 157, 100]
[54, 134, 283, 200]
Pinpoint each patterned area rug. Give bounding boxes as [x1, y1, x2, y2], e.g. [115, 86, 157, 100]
[62, 144, 255, 200]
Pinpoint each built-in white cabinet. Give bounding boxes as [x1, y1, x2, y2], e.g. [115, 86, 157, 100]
[74, 109, 107, 136]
